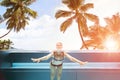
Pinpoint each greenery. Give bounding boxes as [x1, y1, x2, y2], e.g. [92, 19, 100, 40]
[0, 0, 120, 50]
[55, 0, 98, 49]
[0, 39, 13, 50]
[81, 13, 120, 50]
[0, 0, 37, 38]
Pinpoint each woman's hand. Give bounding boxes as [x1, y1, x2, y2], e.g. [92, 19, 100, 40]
[79, 61, 88, 65]
[31, 58, 41, 63]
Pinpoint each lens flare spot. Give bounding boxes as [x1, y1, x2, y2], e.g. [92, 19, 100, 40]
[104, 36, 118, 50]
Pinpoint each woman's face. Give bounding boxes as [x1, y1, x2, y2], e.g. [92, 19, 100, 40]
[56, 42, 63, 50]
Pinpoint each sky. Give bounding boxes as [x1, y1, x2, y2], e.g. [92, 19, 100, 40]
[0, 0, 120, 50]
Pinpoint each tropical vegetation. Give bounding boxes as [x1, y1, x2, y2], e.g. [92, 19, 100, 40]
[0, 0, 37, 38]
[81, 13, 120, 50]
[0, 39, 13, 50]
[55, 0, 98, 49]
[0, 0, 120, 50]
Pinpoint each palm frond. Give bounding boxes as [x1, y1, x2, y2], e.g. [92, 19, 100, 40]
[0, 0, 14, 7]
[104, 18, 113, 26]
[3, 8, 13, 18]
[85, 24, 111, 49]
[62, 0, 84, 10]
[80, 40, 97, 49]
[104, 13, 120, 33]
[80, 3, 94, 12]
[81, 35, 105, 50]
[24, 7, 37, 18]
[84, 13, 99, 23]
[55, 10, 73, 19]
[10, 0, 18, 3]
[60, 16, 74, 33]
[24, 0, 36, 5]
[6, 17, 14, 30]
[62, 0, 69, 5]
[0, 0, 37, 35]
[74, 0, 84, 9]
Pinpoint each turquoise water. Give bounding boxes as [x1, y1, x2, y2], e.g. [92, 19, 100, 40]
[12, 62, 120, 69]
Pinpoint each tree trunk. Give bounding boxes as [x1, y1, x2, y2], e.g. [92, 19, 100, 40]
[0, 18, 12, 38]
[0, 29, 12, 38]
[77, 22, 88, 50]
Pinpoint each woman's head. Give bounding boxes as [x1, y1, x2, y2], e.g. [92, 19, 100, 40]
[56, 42, 63, 50]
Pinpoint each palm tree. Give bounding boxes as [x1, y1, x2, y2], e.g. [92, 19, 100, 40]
[81, 13, 120, 50]
[0, 39, 13, 50]
[0, 0, 37, 38]
[55, 0, 98, 49]
[104, 13, 120, 34]
[104, 13, 120, 49]
[80, 24, 109, 49]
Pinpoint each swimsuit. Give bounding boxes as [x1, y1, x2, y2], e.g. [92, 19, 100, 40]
[51, 50, 64, 67]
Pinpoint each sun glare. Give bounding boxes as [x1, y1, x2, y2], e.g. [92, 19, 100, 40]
[104, 36, 119, 50]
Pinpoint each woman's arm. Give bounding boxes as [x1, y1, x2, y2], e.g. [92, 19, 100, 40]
[31, 52, 53, 63]
[64, 52, 87, 65]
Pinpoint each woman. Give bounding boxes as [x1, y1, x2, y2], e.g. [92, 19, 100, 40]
[31, 42, 87, 80]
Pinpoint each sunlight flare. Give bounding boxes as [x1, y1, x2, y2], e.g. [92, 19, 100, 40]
[104, 36, 119, 50]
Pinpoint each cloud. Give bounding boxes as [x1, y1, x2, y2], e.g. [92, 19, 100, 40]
[10, 15, 57, 39]
[0, 14, 82, 50]
[0, 15, 56, 49]
[1, 0, 120, 50]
